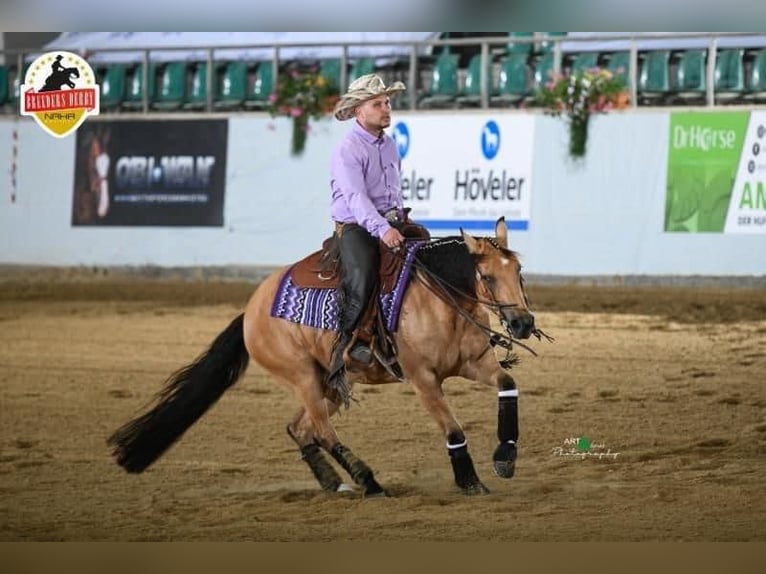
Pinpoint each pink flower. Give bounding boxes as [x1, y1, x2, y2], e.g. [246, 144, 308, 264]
[268, 93, 278, 103]
[290, 107, 304, 117]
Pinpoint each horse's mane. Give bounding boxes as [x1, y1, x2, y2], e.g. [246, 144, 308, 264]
[413, 237, 478, 297]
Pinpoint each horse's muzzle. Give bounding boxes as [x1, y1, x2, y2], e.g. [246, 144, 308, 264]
[503, 309, 535, 340]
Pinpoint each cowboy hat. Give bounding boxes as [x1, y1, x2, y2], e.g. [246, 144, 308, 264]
[333, 73, 406, 121]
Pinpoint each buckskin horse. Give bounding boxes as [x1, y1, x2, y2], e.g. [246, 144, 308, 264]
[108, 217, 549, 496]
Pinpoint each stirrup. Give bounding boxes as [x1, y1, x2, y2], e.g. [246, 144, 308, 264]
[372, 348, 405, 380]
[348, 342, 373, 366]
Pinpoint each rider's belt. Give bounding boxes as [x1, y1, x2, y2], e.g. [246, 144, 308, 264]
[380, 208, 401, 223]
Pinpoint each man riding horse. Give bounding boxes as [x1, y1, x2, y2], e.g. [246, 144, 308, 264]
[326, 74, 416, 394]
[107, 75, 549, 497]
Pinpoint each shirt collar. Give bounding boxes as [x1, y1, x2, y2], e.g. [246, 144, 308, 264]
[353, 120, 384, 144]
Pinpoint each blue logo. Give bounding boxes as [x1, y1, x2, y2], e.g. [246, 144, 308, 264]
[481, 120, 501, 160]
[392, 122, 410, 159]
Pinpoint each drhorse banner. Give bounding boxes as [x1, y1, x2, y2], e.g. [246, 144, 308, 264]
[71, 119, 228, 226]
[666, 111, 766, 234]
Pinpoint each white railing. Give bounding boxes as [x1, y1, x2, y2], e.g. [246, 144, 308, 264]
[2, 32, 765, 114]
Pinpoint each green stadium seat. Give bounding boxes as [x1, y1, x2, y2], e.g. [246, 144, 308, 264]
[638, 50, 671, 103]
[570, 52, 599, 74]
[0, 66, 8, 107]
[319, 58, 342, 92]
[153, 61, 187, 110]
[674, 49, 707, 102]
[183, 61, 209, 110]
[538, 32, 568, 54]
[215, 61, 247, 109]
[533, 52, 555, 91]
[507, 32, 534, 57]
[350, 58, 375, 81]
[99, 64, 126, 111]
[123, 62, 157, 110]
[714, 49, 745, 103]
[745, 49, 766, 101]
[490, 53, 529, 106]
[456, 53, 492, 108]
[10, 64, 30, 108]
[244, 61, 274, 110]
[419, 49, 459, 108]
[606, 51, 632, 84]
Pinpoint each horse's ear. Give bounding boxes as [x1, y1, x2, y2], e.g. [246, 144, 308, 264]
[461, 227, 481, 254]
[495, 217, 508, 249]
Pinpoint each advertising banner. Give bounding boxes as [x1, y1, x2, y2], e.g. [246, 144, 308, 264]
[390, 114, 535, 232]
[666, 111, 765, 233]
[72, 119, 228, 226]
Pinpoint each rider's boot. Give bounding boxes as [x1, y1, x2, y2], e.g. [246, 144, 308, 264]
[326, 279, 375, 405]
[326, 295, 373, 389]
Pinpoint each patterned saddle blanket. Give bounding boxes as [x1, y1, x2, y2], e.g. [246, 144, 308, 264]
[270, 241, 424, 333]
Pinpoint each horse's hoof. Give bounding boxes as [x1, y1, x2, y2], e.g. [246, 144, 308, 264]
[363, 481, 387, 498]
[492, 442, 517, 478]
[336, 483, 354, 493]
[364, 489, 387, 499]
[359, 475, 386, 498]
[493, 459, 516, 479]
[462, 482, 490, 496]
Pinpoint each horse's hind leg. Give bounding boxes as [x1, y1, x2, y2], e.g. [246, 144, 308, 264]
[289, 400, 385, 498]
[286, 405, 344, 492]
[328, 442, 385, 498]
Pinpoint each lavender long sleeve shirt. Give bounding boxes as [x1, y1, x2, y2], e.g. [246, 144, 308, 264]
[330, 121, 403, 239]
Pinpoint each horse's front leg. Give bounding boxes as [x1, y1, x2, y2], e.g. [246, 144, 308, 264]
[459, 346, 519, 479]
[409, 371, 489, 495]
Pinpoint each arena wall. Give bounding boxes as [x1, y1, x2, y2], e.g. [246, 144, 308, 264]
[0, 109, 763, 277]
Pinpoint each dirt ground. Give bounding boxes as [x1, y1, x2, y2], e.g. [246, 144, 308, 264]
[1, 269, 765, 541]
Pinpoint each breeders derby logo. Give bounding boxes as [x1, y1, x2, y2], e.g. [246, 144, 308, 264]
[20, 51, 100, 138]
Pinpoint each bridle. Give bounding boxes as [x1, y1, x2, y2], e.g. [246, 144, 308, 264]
[406, 238, 553, 365]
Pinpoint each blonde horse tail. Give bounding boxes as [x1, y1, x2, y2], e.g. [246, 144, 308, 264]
[107, 313, 249, 473]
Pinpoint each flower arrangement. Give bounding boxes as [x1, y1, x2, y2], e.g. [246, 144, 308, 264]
[536, 67, 630, 158]
[266, 64, 340, 156]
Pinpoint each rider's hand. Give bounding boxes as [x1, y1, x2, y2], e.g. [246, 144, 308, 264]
[382, 228, 405, 251]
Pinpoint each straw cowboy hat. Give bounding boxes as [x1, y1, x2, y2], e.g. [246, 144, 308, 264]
[333, 73, 406, 121]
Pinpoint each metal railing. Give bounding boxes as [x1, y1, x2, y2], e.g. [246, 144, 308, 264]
[2, 32, 765, 114]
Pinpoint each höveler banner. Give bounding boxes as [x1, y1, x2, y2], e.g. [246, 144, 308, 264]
[389, 114, 535, 233]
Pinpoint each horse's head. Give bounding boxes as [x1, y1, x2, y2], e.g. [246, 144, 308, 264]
[461, 217, 535, 340]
